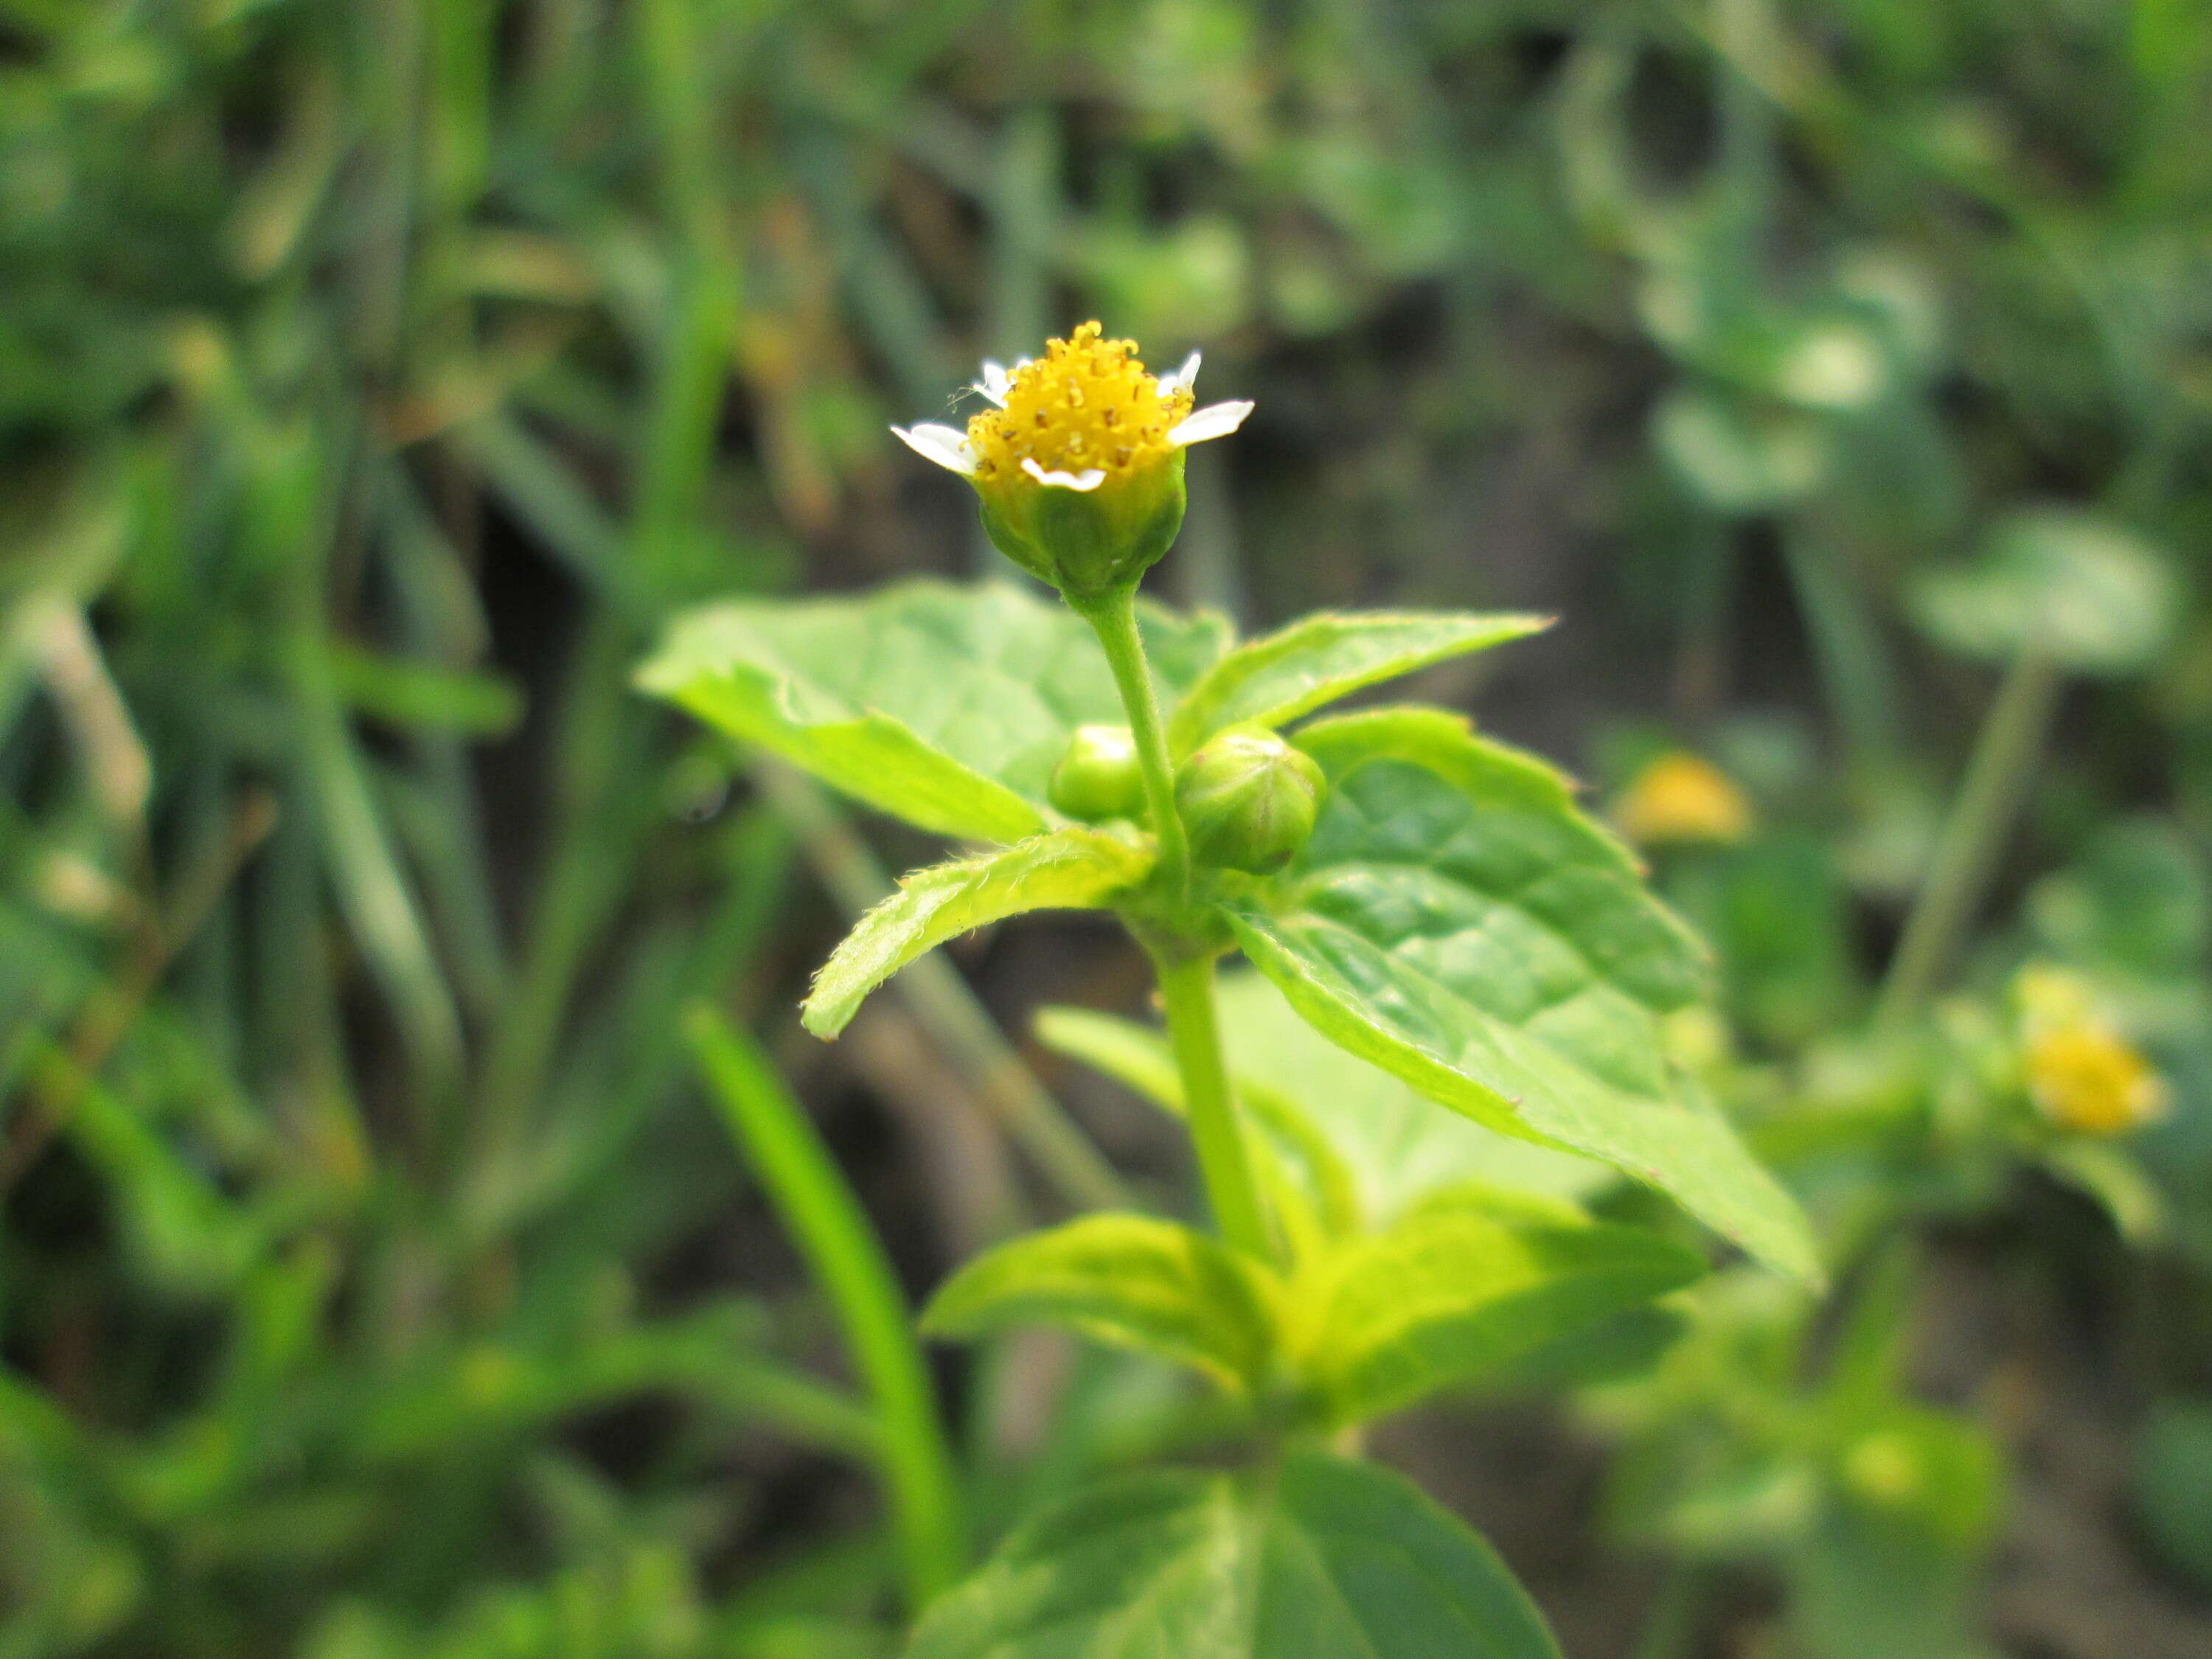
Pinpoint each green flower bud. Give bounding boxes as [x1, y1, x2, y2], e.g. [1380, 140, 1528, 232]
[1174, 726, 1325, 874]
[1050, 724, 1147, 822]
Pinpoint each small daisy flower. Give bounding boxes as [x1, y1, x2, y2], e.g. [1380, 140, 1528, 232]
[891, 322, 1252, 599]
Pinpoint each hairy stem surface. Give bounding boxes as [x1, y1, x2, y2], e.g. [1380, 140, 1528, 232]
[1083, 584, 1270, 1257]
[1077, 585, 1191, 900]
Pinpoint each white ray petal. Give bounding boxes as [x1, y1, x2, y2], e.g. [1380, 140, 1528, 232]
[1021, 457, 1107, 492]
[1166, 400, 1253, 448]
[974, 360, 1012, 406]
[1156, 349, 1203, 397]
[891, 422, 978, 475]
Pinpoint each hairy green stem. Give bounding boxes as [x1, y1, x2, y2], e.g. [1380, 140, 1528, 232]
[1077, 585, 1192, 900]
[686, 1005, 964, 1610]
[1876, 650, 2062, 1028]
[1151, 950, 1274, 1262]
[1081, 584, 1270, 1258]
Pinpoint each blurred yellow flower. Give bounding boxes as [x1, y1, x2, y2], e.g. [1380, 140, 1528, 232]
[2025, 1023, 2167, 1136]
[1614, 751, 1754, 846]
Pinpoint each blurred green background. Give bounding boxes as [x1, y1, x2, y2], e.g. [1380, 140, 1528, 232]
[3, 1, 2211, 1655]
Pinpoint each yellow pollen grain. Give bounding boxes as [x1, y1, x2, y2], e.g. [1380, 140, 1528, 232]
[967, 321, 1193, 482]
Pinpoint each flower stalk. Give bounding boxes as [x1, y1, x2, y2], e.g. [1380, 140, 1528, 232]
[1073, 585, 1191, 901]
[1082, 587, 1273, 1264]
[1150, 947, 1275, 1262]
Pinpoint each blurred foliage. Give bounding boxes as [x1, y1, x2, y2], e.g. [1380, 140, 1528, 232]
[2, 0, 2211, 1655]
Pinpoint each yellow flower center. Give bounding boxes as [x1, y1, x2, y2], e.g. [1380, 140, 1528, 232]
[967, 322, 1193, 484]
[2025, 1024, 2166, 1135]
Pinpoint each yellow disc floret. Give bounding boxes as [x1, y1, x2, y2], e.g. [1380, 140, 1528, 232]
[967, 322, 1193, 484]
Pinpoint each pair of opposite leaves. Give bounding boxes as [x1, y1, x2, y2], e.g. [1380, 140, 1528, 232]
[639, 579, 1820, 1286]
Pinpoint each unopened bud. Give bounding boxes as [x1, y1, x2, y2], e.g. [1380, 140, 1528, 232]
[1050, 724, 1146, 822]
[1175, 726, 1324, 874]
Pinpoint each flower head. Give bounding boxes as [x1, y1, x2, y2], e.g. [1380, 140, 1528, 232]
[2025, 1024, 2167, 1136]
[2011, 964, 2168, 1136]
[891, 323, 1252, 599]
[1613, 751, 1754, 846]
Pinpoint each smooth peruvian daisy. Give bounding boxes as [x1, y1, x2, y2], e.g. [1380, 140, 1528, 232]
[891, 322, 1252, 600]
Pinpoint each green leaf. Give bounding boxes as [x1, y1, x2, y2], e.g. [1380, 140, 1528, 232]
[918, 1215, 1280, 1394]
[1481, 1304, 1690, 1394]
[1910, 507, 2179, 675]
[1284, 1189, 1705, 1425]
[1037, 978, 1603, 1239]
[904, 1452, 1562, 1659]
[638, 579, 1231, 841]
[1214, 970, 1612, 1222]
[1167, 611, 1549, 754]
[1032, 1004, 1363, 1250]
[1223, 708, 1821, 1284]
[804, 830, 1151, 1038]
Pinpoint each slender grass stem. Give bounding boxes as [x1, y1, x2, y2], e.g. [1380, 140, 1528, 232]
[1077, 585, 1191, 901]
[1150, 950, 1273, 1262]
[1875, 650, 2062, 1028]
[686, 1004, 964, 1610]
